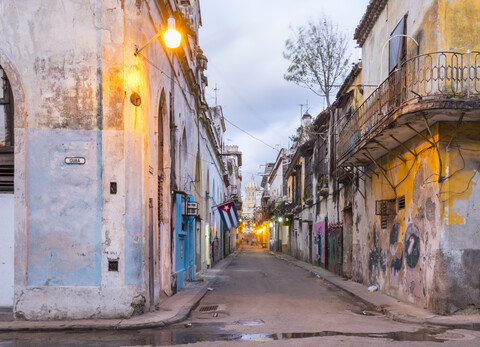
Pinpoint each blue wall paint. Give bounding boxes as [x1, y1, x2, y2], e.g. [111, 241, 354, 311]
[27, 129, 101, 286]
[174, 194, 195, 291]
[124, 136, 143, 285]
[175, 194, 186, 290]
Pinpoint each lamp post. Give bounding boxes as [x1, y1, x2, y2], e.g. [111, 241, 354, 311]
[135, 17, 181, 55]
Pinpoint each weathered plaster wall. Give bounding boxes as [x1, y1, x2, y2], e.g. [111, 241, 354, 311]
[356, 125, 441, 310]
[352, 167, 371, 284]
[361, 0, 437, 98]
[26, 129, 101, 287]
[0, 194, 14, 307]
[437, 122, 480, 313]
[353, 121, 480, 313]
[4, 0, 185, 319]
[438, 0, 480, 51]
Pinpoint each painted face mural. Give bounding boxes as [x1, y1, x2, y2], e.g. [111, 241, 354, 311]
[405, 223, 420, 269]
[389, 222, 403, 288]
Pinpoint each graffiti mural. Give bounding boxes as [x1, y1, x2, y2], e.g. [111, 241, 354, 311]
[368, 227, 387, 285]
[403, 223, 424, 299]
[313, 221, 325, 266]
[405, 223, 420, 269]
[328, 223, 343, 275]
[389, 222, 404, 288]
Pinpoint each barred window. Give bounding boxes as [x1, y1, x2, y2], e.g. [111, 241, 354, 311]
[0, 65, 14, 192]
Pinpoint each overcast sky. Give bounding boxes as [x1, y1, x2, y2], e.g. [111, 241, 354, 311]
[199, 0, 370, 195]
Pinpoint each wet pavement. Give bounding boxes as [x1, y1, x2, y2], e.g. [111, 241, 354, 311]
[2, 321, 479, 346]
[1, 248, 480, 346]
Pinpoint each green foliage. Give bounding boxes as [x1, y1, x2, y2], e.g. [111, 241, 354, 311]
[283, 16, 351, 107]
[317, 175, 328, 188]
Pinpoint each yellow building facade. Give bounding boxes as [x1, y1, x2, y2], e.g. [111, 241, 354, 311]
[338, 0, 480, 314]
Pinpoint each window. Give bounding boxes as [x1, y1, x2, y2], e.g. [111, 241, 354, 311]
[0, 65, 14, 192]
[389, 16, 407, 73]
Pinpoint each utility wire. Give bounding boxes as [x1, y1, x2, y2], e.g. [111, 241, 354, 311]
[223, 117, 279, 152]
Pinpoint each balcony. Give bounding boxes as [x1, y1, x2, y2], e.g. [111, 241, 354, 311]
[338, 51, 480, 166]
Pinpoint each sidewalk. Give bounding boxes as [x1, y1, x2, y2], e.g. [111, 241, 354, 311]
[270, 251, 480, 330]
[0, 252, 237, 332]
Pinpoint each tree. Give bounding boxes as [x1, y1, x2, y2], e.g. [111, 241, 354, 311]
[283, 16, 350, 176]
[283, 16, 350, 110]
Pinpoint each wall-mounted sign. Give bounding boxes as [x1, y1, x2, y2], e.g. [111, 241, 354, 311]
[65, 157, 86, 165]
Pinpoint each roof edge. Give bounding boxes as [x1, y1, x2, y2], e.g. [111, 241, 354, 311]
[354, 0, 388, 47]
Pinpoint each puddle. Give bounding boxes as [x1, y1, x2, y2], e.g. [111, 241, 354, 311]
[238, 333, 276, 341]
[351, 309, 378, 316]
[233, 319, 265, 326]
[0, 325, 459, 346]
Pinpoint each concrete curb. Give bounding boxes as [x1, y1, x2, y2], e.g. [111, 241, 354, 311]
[270, 251, 480, 330]
[0, 251, 238, 332]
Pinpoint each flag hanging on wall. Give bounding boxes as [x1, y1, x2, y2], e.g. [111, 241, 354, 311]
[217, 201, 239, 230]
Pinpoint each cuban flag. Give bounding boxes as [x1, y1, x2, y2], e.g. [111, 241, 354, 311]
[217, 201, 239, 230]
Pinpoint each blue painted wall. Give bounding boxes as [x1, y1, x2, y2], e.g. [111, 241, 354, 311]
[125, 136, 144, 285]
[26, 129, 101, 286]
[174, 194, 195, 291]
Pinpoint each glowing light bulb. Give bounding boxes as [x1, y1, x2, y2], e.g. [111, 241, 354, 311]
[164, 17, 181, 48]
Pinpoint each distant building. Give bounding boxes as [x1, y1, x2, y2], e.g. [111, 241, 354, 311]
[242, 176, 260, 224]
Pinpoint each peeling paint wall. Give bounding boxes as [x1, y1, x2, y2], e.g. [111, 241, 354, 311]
[2, 0, 205, 320]
[351, 0, 480, 314]
[353, 121, 480, 313]
[437, 122, 480, 313]
[438, 0, 480, 51]
[0, 194, 14, 307]
[361, 0, 437, 98]
[355, 126, 442, 310]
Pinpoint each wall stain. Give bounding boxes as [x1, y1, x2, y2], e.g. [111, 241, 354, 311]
[389, 222, 403, 288]
[368, 227, 387, 285]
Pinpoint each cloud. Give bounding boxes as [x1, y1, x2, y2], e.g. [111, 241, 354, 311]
[199, 0, 370, 193]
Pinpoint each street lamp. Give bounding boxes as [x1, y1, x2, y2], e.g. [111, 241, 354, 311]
[135, 17, 181, 55]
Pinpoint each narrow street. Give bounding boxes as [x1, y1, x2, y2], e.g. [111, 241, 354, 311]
[2, 248, 479, 346]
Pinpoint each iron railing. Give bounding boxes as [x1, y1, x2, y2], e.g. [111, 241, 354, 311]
[338, 51, 480, 159]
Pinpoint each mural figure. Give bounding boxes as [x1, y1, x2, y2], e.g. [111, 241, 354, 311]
[368, 227, 387, 285]
[389, 222, 403, 288]
[405, 223, 420, 269]
[313, 221, 326, 266]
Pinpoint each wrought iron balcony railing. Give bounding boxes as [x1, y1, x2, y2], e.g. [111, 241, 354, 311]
[338, 51, 480, 160]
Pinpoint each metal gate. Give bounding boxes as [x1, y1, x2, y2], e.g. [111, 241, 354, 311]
[327, 223, 343, 276]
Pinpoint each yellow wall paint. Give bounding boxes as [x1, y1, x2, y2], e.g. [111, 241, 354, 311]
[411, 1, 439, 56]
[439, 122, 480, 225]
[372, 121, 480, 229]
[438, 0, 480, 51]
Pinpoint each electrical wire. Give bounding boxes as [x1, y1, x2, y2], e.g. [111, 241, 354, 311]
[223, 117, 279, 152]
